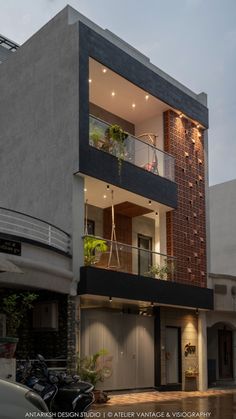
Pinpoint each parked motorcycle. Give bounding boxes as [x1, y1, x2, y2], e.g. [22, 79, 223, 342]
[16, 354, 94, 414]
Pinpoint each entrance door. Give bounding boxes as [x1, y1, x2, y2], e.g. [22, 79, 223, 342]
[218, 330, 233, 379]
[165, 327, 180, 384]
[138, 235, 152, 276]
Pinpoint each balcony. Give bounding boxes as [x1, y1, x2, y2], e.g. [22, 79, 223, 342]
[89, 115, 175, 182]
[83, 234, 175, 281]
[0, 207, 71, 254]
[79, 234, 213, 310]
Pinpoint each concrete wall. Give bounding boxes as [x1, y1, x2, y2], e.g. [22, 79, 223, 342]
[0, 8, 79, 233]
[135, 114, 164, 151]
[0, 242, 72, 293]
[210, 179, 236, 276]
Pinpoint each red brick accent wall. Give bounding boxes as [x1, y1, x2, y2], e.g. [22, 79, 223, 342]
[164, 110, 207, 287]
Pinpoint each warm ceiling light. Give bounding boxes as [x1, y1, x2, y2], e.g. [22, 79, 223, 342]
[84, 188, 87, 192]
[103, 194, 107, 199]
[179, 113, 183, 118]
[102, 68, 107, 73]
[111, 91, 116, 96]
[145, 95, 149, 100]
[196, 124, 200, 129]
[88, 78, 92, 83]
[132, 103, 136, 108]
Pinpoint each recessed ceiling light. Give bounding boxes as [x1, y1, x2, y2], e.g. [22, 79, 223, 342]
[145, 95, 149, 100]
[102, 68, 107, 73]
[103, 194, 107, 199]
[111, 91, 115, 96]
[88, 79, 92, 83]
[132, 103, 136, 108]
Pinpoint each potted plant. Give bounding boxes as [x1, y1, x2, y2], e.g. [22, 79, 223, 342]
[89, 124, 104, 148]
[146, 259, 172, 280]
[0, 292, 38, 358]
[77, 349, 112, 403]
[84, 236, 108, 266]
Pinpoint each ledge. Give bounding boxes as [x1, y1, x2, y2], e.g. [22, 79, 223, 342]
[79, 266, 214, 310]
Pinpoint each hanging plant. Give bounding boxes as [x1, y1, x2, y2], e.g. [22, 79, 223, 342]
[106, 124, 128, 176]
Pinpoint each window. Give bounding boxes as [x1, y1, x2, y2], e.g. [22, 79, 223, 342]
[138, 234, 152, 276]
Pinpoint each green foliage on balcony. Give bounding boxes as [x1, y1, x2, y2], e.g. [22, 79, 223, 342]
[84, 236, 108, 266]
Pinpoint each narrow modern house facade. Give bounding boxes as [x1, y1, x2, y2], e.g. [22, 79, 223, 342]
[0, 7, 213, 390]
[207, 179, 236, 387]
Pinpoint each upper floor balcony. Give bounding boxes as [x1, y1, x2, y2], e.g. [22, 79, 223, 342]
[89, 115, 175, 182]
[79, 58, 177, 210]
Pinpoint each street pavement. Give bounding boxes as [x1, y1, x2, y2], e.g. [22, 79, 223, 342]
[90, 389, 236, 419]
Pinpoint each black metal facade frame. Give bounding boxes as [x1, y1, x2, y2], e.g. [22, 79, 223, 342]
[78, 23, 180, 208]
[79, 266, 214, 310]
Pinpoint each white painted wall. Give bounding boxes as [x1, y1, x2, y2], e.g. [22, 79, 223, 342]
[134, 114, 165, 177]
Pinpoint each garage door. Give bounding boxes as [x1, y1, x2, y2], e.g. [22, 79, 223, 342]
[81, 309, 154, 390]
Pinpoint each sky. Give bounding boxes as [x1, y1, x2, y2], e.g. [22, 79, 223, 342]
[0, 0, 236, 186]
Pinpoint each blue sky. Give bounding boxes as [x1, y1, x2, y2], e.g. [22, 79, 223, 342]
[1, 0, 236, 185]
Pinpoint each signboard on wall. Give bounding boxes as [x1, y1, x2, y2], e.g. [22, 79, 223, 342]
[0, 239, 21, 256]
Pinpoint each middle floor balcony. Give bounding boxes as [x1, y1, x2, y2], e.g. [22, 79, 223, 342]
[78, 175, 213, 310]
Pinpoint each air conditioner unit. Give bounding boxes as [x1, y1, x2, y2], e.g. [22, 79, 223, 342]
[0, 313, 6, 337]
[33, 302, 58, 331]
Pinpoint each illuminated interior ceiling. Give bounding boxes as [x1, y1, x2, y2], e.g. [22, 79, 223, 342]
[89, 58, 170, 124]
[83, 175, 172, 217]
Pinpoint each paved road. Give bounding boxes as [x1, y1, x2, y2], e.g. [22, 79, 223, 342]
[91, 393, 236, 419]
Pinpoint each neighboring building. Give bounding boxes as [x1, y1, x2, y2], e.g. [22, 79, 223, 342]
[0, 35, 18, 64]
[0, 6, 213, 390]
[207, 179, 236, 386]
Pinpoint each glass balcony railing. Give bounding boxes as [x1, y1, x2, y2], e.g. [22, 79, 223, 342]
[83, 235, 176, 281]
[89, 115, 175, 182]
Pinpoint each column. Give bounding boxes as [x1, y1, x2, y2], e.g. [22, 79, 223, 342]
[67, 295, 80, 373]
[198, 311, 208, 391]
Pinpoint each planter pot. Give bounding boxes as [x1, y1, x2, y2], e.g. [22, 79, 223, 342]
[94, 389, 109, 404]
[0, 337, 19, 358]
